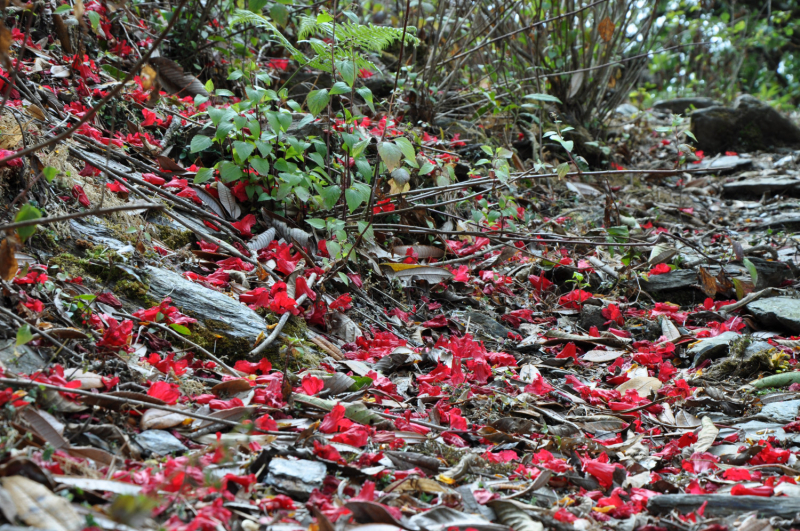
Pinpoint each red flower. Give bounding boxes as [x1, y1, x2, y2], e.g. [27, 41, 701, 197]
[331, 424, 371, 447]
[358, 68, 374, 79]
[148, 381, 180, 405]
[301, 374, 324, 395]
[581, 453, 625, 488]
[649, 263, 672, 275]
[524, 375, 554, 395]
[267, 58, 289, 71]
[601, 304, 624, 326]
[96, 318, 133, 350]
[72, 185, 91, 207]
[231, 214, 257, 238]
[295, 277, 316, 301]
[313, 440, 341, 461]
[142, 173, 166, 186]
[0, 149, 23, 168]
[449, 408, 467, 430]
[233, 358, 272, 374]
[559, 289, 592, 309]
[320, 403, 348, 433]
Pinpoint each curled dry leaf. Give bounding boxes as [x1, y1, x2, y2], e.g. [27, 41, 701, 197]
[1, 475, 83, 531]
[615, 376, 662, 398]
[693, 416, 719, 453]
[149, 57, 209, 97]
[217, 183, 242, 219]
[140, 408, 190, 430]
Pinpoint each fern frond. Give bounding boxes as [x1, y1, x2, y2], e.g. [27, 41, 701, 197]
[297, 16, 321, 40]
[231, 9, 307, 62]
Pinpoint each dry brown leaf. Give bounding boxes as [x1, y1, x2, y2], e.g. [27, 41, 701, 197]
[387, 477, 450, 494]
[217, 183, 241, 219]
[141, 408, 190, 430]
[150, 57, 209, 97]
[616, 376, 662, 398]
[22, 408, 70, 450]
[26, 104, 47, 121]
[694, 416, 719, 453]
[698, 266, 717, 298]
[598, 17, 615, 42]
[0, 118, 22, 149]
[0, 25, 11, 69]
[0, 236, 19, 281]
[581, 349, 625, 362]
[74, 0, 86, 29]
[63, 368, 104, 389]
[1, 475, 83, 531]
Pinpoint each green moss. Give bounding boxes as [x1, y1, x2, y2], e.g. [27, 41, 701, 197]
[116, 279, 159, 307]
[157, 226, 193, 249]
[49, 253, 88, 278]
[190, 318, 255, 360]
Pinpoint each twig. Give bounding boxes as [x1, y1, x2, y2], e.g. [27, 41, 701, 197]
[0, 306, 80, 360]
[0, 203, 164, 231]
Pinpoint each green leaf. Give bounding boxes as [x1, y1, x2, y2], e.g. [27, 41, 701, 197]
[233, 141, 254, 162]
[250, 156, 270, 176]
[356, 87, 374, 113]
[204, 79, 214, 93]
[556, 162, 570, 179]
[356, 220, 375, 242]
[220, 161, 244, 183]
[42, 166, 58, 183]
[86, 10, 100, 33]
[349, 375, 373, 391]
[249, 0, 268, 12]
[419, 161, 435, 175]
[191, 135, 213, 153]
[194, 167, 214, 185]
[321, 185, 341, 209]
[523, 93, 562, 103]
[307, 89, 330, 116]
[270, 3, 288, 26]
[16, 324, 33, 346]
[169, 324, 191, 336]
[317, 11, 333, 23]
[743, 257, 759, 286]
[307, 218, 326, 230]
[345, 187, 364, 213]
[326, 240, 341, 259]
[54, 4, 71, 13]
[15, 203, 41, 242]
[394, 137, 416, 161]
[330, 81, 350, 96]
[378, 142, 402, 172]
[336, 60, 356, 87]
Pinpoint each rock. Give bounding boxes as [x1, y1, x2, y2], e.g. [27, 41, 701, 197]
[264, 458, 326, 500]
[135, 430, 187, 455]
[579, 305, 607, 331]
[287, 113, 324, 138]
[641, 269, 699, 292]
[761, 399, 800, 423]
[653, 97, 721, 115]
[723, 175, 800, 196]
[460, 311, 514, 339]
[691, 95, 800, 153]
[0, 339, 48, 375]
[746, 297, 800, 334]
[615, 103, 639, 117]
[145, 266, 268, 355]
[688, 331, 741, 365]
[70, 217, 128, 251]
[693, 155, 753, 174]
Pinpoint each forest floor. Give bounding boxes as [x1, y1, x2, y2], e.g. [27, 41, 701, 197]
[2, 9, 800, 531]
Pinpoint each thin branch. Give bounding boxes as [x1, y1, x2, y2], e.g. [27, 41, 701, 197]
[0, 203, 164, 231]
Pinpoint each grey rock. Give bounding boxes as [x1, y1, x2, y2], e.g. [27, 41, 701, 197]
[691, 94, 800, 153]
[688, 331, 742, 365]
[460, 311, 514, 339]
[145, 266, 267, 354]
[264, 458, 326, 500]
[694, 155, 753, 174]
[287, 113, 324, 138]
[747, 297, 800, 334]
[615, 103, 639, 117]
[653, 97, 721, 115]
[641, 269, 699, 292]
[761, 399, 800, 423]
[136, 430, 187, 455]
[579, 305, 607, 331]
[744, 340, 775, 359]
[0, 339, 48, 374]
[733, 420, 800, 443]
[723, 175, 800, 196]
[70, 217, 127, 250]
